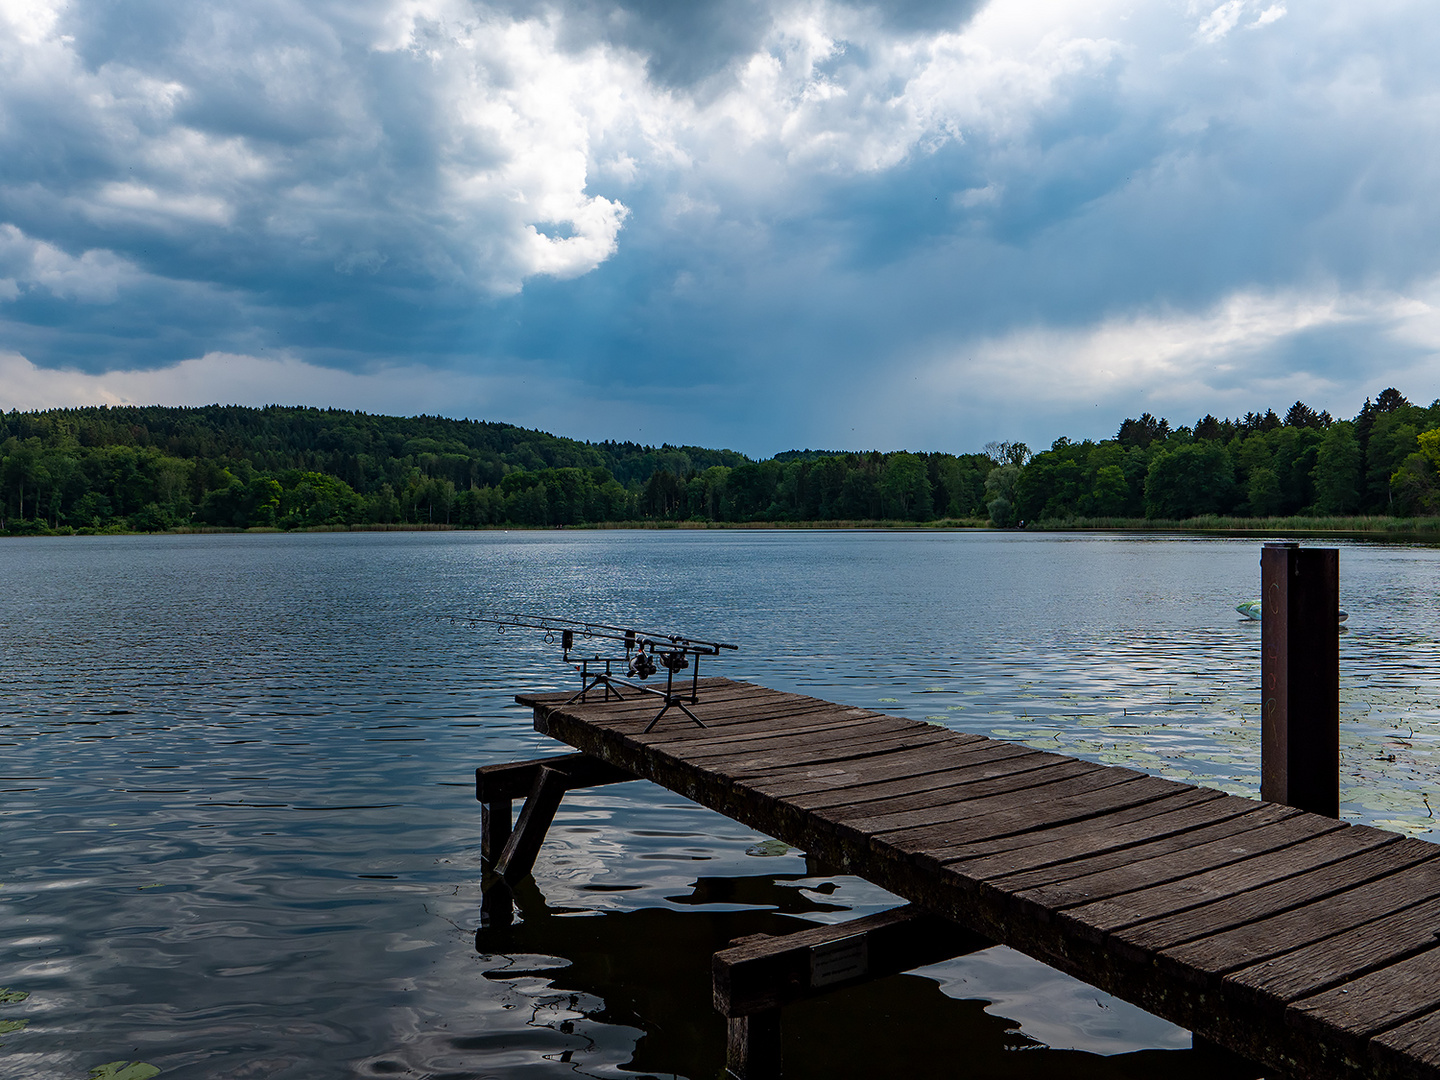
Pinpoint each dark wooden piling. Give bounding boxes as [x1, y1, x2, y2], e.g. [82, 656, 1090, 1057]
[1260, 542, 1340, 817]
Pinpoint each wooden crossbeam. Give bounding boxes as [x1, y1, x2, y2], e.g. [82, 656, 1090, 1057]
[478, 754, 636, 875]
[476, 752, 637, 868]
[713, 904, 990, 1079]
[713, 903, 989, 1017]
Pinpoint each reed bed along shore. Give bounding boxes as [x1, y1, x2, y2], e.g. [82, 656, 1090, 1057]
[9, 514, 1440, 537]
[1023, 514, 1440, 536]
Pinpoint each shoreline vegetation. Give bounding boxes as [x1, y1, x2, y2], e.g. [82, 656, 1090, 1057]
[16, 514, 1440, 539]
[2, 388, 1437, 537]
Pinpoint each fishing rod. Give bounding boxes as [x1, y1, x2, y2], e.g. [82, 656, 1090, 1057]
[455, 611, 738, 732]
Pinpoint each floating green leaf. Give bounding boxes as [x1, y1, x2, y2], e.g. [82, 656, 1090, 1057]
[88, 1063, 161, 1080]
[0, 1018, 28, 1037]
[0, 988, 28, 1005]
[745, 839, 790, 857]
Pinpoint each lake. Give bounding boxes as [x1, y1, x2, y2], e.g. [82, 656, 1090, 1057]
[2, 529, 1437, 1079]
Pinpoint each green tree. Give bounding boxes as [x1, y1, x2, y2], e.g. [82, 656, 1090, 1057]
[985, 464, 1020, 526]
[279, 472, 361, 528]
[1088, 465, 1129, 516]
[365, 483, 402, 524]
[1143, 443, 1236, 519]
[1246, 466, 1283, 516]
[1391, 454, 1439, 516]
[879, 453, 932, 520]
[1311, 422, 1362, 514]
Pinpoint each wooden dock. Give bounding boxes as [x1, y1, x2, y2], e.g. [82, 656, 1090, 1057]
[485, 676, 1440, 1080]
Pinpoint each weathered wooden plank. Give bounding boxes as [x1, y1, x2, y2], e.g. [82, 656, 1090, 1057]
[706, 726, 957, 777]
[1114, 828, 1424, 956]
[631, 698, 873, 737]
[1290, 945, 1440, 1052]
[784, 747, 1077, 812]
[842, 763, 1145, 839]
[1010, 809, 1335, 922]
[516, 675, 736, 711]
[1165, 852, 1440, 990]
[605, 711, 911, 767]
[737, 740, 994, 795]
[1372, 1006, 1440, 1080]
[987, 802, 1292, 894]
[658, 713, 916, 759]
[1223, 885, 1440, 1006]
[567, 693, 847, 735]
[942, 788, 1242, 880]
[818, 757, 1105, 826]
[1061, 821, 1386, 938]
[879, 773, 1188, 858]
[525, 680, 814, 731]
[745, 736, 1028, 800]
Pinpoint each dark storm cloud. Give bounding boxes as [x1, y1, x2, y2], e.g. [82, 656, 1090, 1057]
[532, 0, 986, 89]
[3, 0, 1440, 454]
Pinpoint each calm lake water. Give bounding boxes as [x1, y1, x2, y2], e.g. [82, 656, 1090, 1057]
[2, 530, 1438, 1080]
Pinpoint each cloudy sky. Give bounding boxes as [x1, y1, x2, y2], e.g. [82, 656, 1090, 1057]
[2, 0, 1438, 456]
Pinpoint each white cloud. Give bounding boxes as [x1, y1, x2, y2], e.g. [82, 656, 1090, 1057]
[916, 284, 1440, 429]
[0, 350, 689, 448]
[0, 0, 65, 46]
[0, 224, 142, 303]
[0, 350, 484, 414]
[1250, 5, 1286, 30]
[0, 0, 1126, 298]
[1196, 1, 1246, 44]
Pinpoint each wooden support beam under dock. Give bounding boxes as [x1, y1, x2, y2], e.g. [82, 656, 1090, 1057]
[503, 677, 1440, 1080]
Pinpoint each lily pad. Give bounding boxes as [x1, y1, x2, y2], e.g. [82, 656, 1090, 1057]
[0, 988, 28, 1005]
[0, 1018, 28, 1037]
[88, 1063, 161, 1080]
[744, 839, 790, 857]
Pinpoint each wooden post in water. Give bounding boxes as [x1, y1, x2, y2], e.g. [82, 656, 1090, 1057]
[1260, 542, 1339, 817]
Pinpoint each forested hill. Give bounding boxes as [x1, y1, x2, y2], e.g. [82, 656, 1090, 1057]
[0, 390, 1436, 534]
[0, 404, 992, 532]
[994, 389, 1439, 526]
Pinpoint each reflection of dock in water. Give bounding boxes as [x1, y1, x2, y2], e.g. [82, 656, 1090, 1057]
[481, 675, 1440, 1080]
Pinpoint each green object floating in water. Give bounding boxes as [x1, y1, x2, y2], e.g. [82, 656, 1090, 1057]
[1236, 599, 1348, 623]
[0, 1018, 29, 1037]
[0, 988, 28, 1005]
[745, 839, 791, 857]
[89, 1063, 161, 1080]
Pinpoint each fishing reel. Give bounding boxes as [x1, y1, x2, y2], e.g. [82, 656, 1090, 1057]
[629, 642, 658, 680]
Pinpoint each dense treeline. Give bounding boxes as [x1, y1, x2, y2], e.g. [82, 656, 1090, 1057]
[3, 391, 1437, 534]
[998, 389, 1440, 525]
[0, 405, 994, 533]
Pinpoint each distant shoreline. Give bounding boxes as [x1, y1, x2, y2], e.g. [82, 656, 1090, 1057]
[9, 514, 1440, 540]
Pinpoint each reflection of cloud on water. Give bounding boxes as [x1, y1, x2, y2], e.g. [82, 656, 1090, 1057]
[924, 945, 1191, 1055]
